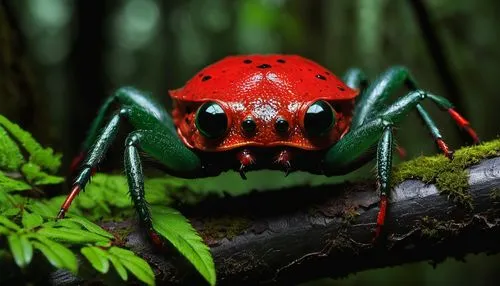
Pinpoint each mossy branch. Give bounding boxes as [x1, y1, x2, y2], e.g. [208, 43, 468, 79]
[51, 155, 500, 285]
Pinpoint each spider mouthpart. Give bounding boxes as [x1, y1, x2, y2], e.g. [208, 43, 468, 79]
[275, 149, 292, 176]
[237, 149, 255, 180]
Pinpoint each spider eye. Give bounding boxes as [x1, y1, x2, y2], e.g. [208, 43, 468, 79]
[304, 100, 336, 136]
[195, 102, 228, 139]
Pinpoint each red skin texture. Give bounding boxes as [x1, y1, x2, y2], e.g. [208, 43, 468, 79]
[169, 55, 359, 152]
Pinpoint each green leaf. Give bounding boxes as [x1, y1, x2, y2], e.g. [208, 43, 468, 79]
[0, 225, 10, 234]
[32, 241, 64, 269]
[88, 174, 131, 208]
[151, 206, 216, 286]
[52, 219, 82, 229]
[8, 234, 33, 267]
[81, 246, 110, 274]
[22, 212, 44, 229]
[21, 163, 64, 186]
[2, 207, 21, 217]
[37, 227, 111, 244]
[109, 247, 155, 286]
[0, 114, 61, 173]
[0, 215, 21, 231]
[20, 235, 34, 264]
[35, 236, 78, 273]
[106, 252, 128, 281]
[66, 215, 114, 239]
[0, 190, 7, 203]
[144, 177, 178, 205]
[0, 125, 24, 171]
[0, 172, 32, 192]
[27, 200, 57, 218]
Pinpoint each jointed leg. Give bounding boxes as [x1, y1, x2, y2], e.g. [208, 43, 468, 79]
[58, 88, 201, 219]
[324, 117, 395, 239]
[415, 104, 453, 158]
[124, 129, 202, 230]
[70, 87, 177, 172]
[375, 125, 393, 238]
[59, 110, 124, 218]
[350, 67, 478, 157]
[342, 68, 369, 92]
[324, 90, 430, 237]
[324, 90, 426, 170]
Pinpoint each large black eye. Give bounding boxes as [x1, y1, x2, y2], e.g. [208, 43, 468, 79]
[304, 100, 336, 136]
[195, 102, 228, 139]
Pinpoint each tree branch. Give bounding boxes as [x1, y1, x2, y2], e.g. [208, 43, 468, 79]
[51, 157, 500, 285]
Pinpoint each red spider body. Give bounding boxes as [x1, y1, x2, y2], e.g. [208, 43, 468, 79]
[170, 55, 358, 152]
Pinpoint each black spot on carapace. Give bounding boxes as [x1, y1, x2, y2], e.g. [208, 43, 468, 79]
[337, 85, 345, 91]
[257, 64, 271, 69]
[198, 73, 203, 78]
[243, 59, 252, 64]
[202, 75, 212, 82]
[277, 59, 286, 63]
[316, 74, 327, 80]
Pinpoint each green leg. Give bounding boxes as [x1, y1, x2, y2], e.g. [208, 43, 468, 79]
[124, 129, 201, 228]
[324, 90, 427, 237]
[324, 90, 425, 171]
[70, 87, 177, 172]
[342, 68, 368, 91]
[375, 125, 393, 238]
[323, 117, 395, 238]
[351, 66, 414, 129]
[350, 67, 479, 156]
[58, 88, 201, 220]
[415, 104, 453, 157]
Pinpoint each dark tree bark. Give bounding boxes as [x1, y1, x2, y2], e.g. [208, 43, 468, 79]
[52, 157, 500, 285]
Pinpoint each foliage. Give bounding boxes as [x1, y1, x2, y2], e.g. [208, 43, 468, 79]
[0, 115, 216, 285]
[0, 114, 61, 173]
[151, 206, 216, 286]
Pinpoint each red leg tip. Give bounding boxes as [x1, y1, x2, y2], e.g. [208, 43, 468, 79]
[57, 185, 82, 219]
[464, 126, 480, 145]
[448, 109, 480, 144]
[436, 138, 454, 159]
[373, 195, 388, 241]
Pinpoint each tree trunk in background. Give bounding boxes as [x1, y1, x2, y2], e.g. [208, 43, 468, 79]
[0, 1, 37, 131]
[67, 1, 107, 168]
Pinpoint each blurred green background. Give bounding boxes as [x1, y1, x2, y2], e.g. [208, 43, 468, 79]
[0, 0, 499, 285]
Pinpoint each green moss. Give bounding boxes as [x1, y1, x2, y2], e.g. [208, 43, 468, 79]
[200, 216, 251, 241]
[392, 139, 500, 207]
